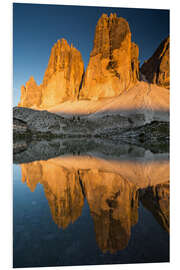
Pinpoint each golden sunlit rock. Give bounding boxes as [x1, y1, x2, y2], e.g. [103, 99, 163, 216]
[18, 39, 84, 109]
[20, 160, 84, 229]
[18, 14, 170, 113]
[80, 170, 139, 253]
[40, 39, 84, 108]
[18, 76, 42, 108]
[79, 13, 139, 99]
[19, 155, 169, 253]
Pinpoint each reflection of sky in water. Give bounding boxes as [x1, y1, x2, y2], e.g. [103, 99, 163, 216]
[13, 157, 169, 268]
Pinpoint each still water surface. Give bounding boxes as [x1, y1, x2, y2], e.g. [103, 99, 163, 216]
[13, 150, 169, 268]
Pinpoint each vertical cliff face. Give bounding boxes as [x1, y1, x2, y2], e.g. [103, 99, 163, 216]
[18, 39, 84, 109]
[20, 161, 84, 229]
[80, 170, 139, 253]
[19, 156, 169, 252]
[18, 76, 42, 108]
[17, 14, 170, 109]
[140, 36, 170, 89]
[42, 169, 84, 229]
[18, 14, 140, 107]
[40, 39, 84, 107]
[79, 13, 139, 99]
[140, 182, 169, 233]
[131, 42, 139, 83]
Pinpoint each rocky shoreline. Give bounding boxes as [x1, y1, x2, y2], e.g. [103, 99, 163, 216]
[13, 106, 169, 137]
[13, 106, 169, 163]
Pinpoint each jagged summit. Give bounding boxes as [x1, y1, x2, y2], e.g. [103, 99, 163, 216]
[18, 76, 42, 108]
[41, 38, 84, 107]
[79, 13, 139, 99]
[19, 38, 84, 108]
[90, 13, 131, 57]
[140, 36, 170, 89]
[18, 14, 169, 112]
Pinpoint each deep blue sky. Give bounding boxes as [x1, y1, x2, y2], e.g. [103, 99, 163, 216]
[13, 3, 169, 106]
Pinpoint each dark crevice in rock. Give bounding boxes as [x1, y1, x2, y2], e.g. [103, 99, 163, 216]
[78, 172, 86, 199]
[77, 70, 85, 99]
[106, 25, 121, 79]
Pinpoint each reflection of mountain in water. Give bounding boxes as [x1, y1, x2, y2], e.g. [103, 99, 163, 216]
[139, 182, 169, 233]
[21, 162, 84, 229]
[82, 170, 139, 253]
[19, 155, 169, 254]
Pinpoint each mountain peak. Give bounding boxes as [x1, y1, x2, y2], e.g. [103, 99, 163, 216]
[80, 14, 138, 99]
[140, 36, 170, 89]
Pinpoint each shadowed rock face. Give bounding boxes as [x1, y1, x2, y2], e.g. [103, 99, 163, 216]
[140, 182, 169, 233]
[140, 36, 169, 89]
[18, 39, 84, 109]
[19, 156, 169, 253]
[80, 13, 139, 99]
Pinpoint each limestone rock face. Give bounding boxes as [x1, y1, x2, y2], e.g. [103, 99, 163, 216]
[131, 42, 139, 83]
[20, 160, 84, 229]
[18, 76, 42, 108]
[79, 13, 139, 99]
[140, 182, 169, 232]
[80, 170, 139, 253]
[18, 39, 84, 109]
[19, 156, 169, 252]
[40, 39, 84, 108]
[140, 36, 170, 89]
